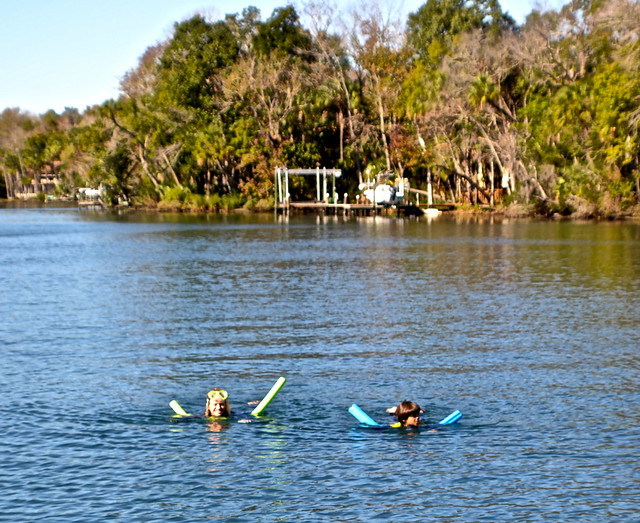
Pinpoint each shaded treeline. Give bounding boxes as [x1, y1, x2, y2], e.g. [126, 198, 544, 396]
[1, 0, 639, 216]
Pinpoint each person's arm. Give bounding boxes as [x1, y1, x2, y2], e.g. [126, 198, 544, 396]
[239, 402, 258, 422]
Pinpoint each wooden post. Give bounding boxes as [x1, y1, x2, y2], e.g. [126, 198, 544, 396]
[331, 173, 336, 205]
[285, 171, 290, 211]
[274, 168, 278, 215]
[322, 168, 327, 203]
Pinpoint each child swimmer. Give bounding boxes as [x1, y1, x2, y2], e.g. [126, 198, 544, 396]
[387, 401, 451, 430]
[388, 400, 423, 428]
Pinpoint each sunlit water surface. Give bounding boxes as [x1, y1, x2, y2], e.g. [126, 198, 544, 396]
[1, 207, 638, 521]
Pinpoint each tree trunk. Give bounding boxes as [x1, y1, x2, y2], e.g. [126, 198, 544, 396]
[439, 165, 493, 202]
[338, 111, 345, 162]
[522, 161, 549, 201]
[376, 91, 391, 171]
[490, 162, 495, 205]
[206, 162, 211, 198]
[161, 150, 183, 188]
[3, 172, 15, 199]
[136, 142, 160, 191]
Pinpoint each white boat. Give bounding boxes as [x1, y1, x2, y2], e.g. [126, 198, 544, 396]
[422, 208, 441, 217]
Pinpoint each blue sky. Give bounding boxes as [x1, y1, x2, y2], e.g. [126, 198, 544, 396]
[1, 0, 544, 115]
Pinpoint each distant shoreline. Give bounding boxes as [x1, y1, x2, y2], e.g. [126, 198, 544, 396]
[2, 199, 638, 221]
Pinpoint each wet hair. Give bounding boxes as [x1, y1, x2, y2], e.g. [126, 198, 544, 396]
[395, 401, 421, 426]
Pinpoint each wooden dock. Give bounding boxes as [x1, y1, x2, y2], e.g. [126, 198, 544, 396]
[78, 198, 107, 209]
[278, 201, 454, 217]
[273, 167, 456, 217]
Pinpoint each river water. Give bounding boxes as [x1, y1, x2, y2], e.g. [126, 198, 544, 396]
[1, 207, 638, 521]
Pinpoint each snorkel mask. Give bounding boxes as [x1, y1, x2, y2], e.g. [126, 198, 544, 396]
[207, 389, 229, 401]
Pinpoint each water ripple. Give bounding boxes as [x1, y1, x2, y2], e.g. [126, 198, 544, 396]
[1, 210, 638, 521]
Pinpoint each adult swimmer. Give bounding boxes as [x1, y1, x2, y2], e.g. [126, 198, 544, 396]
[204, 388, 253, 423]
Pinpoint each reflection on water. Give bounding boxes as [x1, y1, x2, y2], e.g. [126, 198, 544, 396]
[0, 208, 638, 521]
[206, 420, 229, 434]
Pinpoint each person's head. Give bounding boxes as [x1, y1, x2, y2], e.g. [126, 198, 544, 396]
[395, 400, 421, 427]
[205, 389, 231, 417]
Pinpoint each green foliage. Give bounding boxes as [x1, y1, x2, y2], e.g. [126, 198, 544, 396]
[243, 196, 274, 211]
[406, 0, 515, 64]
[468, 74, 500, 108]
[161, 185, 191, 203]
[1, 0, 638, 216]
[218, 192, 246, 210]
[557, 165, 600, 203]
[252, 6, 312, 58]
[521, 58, 639, 211]
[399, 61, 444, 117]
[182, 192, 210, 212]
[158, 15, 239, 108]
[588, 64, 640, 169]
[22, 132, 65, 171]
[102, 144, 134, 202]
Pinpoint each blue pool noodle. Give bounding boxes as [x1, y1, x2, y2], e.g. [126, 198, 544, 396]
[349, 404, 383, 426]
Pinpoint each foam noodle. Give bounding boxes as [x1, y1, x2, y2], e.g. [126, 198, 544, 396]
[250, 376, 286, 416]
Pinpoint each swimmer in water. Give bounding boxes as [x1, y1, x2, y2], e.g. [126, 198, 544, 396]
[204, 388, 252, 422]
[388, 400, 423, 428]
[204, 389, 231, 417]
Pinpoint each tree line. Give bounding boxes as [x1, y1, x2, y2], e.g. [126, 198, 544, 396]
[1, 0, 639, 217]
